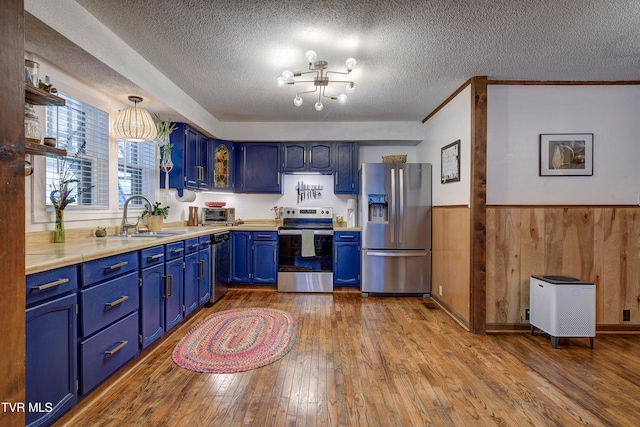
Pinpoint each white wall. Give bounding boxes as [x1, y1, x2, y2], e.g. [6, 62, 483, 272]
[487, 84, 640, 205]
[418, 85, 472, 206]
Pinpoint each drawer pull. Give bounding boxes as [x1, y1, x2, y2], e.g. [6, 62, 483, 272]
[171, 248, 184, 254]
[148, 253, 164, 260]
[106, 261, 128, 270]
[32, 278, 69, 291]
[105, 295, 129, 307]
[257, 234, 272, 238]
[190, 243, 200, 249]
[340, 235, 355, 239]
[105, 340, 128, 355]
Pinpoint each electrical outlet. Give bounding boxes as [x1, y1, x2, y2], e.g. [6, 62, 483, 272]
[438, 285, 443, 296]
[525, 308, 530, 320]
[623, 309, 631, 322]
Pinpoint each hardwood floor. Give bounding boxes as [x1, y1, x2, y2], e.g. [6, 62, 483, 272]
[56, 288, 640, 426]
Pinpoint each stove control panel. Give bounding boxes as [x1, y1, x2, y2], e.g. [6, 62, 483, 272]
[280, 207, 333, 219]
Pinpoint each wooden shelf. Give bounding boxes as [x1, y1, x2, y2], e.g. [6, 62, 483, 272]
[25, 85, 65, 106]
[25, 140, 67, 157]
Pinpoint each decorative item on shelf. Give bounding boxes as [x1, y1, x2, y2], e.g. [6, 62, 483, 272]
[113, 96, 157, 142]
[38, 75, 57, 94]
[382, 154, 407, 163]
[154, 113, 177, 188]
[277, 50, 356, 111]
[95, 226, 107, 237]
[24, 103, 42, 144]
[43, 137, 57, 147]
[49, 141, 92, 243]
[24, 59, 39, 86]
[204, 201, 226, 208]
[142, 201, 170, 232]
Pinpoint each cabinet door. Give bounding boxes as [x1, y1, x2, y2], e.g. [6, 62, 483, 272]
[237, 143, 281, 193]
[334, 142, 359, 194]
[253, 240, 277, 284]
[165, 257, 184, 332]
[198, 246, 211, 305]
[334, 242, 360, 286]
[185, 125, 200, 189]
[308, 142, 332, 172]
[140, 264, 165, 349]
[26, 293, 77, 427]
[230, 231, 252, 283]
[211, 139, 234, 191]
[198, 133, 210, 190]
[183, 252, 199, 317]
[282, 143, 306, 173]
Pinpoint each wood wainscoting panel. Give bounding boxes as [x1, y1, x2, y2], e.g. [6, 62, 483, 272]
[487, 206, 640, 330]
[432, 206, 470, 324]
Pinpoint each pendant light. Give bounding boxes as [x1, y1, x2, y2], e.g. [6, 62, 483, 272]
[114, 95, 157, 142]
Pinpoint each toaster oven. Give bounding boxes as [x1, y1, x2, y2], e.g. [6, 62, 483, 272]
[202, 207, 235, 225]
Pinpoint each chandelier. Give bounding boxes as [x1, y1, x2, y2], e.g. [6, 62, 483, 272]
[277, 50, 356, 111]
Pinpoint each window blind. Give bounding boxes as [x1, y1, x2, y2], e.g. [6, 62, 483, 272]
[45, 93, 109, 209]
[118, 139, 156, 206]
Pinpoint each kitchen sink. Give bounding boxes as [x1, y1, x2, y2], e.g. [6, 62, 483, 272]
[108, 230, 189, 239]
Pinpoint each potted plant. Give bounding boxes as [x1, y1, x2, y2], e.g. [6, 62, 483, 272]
[142, 201, 170, 232]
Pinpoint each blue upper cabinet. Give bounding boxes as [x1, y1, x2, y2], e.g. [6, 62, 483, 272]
[210, 139, 235, 192]
[235, 143, 282, 193]
[333, 142, 359, 194]
[282, 142, 332, 173]
[161, 123, 210, 195]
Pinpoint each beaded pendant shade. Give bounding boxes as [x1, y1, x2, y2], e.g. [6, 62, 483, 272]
[114, 96, 157, 142]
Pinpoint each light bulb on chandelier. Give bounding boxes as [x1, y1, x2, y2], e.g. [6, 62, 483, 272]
[278, 50, 357, 111]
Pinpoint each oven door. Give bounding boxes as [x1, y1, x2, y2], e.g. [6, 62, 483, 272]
[277, 229, 333, 292]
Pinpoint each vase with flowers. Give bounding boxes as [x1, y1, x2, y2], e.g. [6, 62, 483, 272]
[49, 141, 91, 243]
[154, 114, 177, 188]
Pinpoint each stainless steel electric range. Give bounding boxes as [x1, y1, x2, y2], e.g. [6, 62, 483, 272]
[277, 207, 334, 292]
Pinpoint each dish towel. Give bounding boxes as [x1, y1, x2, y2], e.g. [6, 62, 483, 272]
[301, 230, 316, 257]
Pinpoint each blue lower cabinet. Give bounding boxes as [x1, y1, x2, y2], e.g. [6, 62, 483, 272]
[253, 239, 277, 284]
[334, 232, 361, 286]
[184, 251, 199, 317]
[79, 311, 139, 395]
[139, 246, 166, 349]
[165, 257, 184, 332]
[198, 242, 211, 306]
[26, 292, 77, 427]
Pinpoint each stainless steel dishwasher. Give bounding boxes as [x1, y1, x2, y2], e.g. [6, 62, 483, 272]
[210, 231, 230, 303]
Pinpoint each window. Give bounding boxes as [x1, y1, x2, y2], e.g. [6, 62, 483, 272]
[118, 139, 156, 206]
[45, 93, 109, 209]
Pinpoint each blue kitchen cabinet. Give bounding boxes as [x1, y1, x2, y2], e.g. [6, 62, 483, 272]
[161, 123, 210, 195]
[139, 246, 166, 349]
[282, 142, 332, 173]
[231, 231, 277, 284]
[26, 265, 78, 427]
[235, 143, 282, 193]
[334, 231, 360, 286]
[183, 237, 201, 317]
[198, 235, 212, 306]
[333, 142, 359, 194]
[164, 241, 185, 332]
[230, 231, 252, 283]
[252, 232, 278, 284]
[210, 139, 235, 191]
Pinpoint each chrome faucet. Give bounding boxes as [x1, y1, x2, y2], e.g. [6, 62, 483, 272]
[121, 195, 152, 235]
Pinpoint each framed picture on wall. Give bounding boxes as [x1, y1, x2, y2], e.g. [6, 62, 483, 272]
[441, 140, 460, 183]
[539, 133, 593, 176]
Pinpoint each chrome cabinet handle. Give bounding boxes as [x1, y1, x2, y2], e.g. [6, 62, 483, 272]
[106, 261, 128, 270]
[105, 295, 129, 307]
[148, 253, 164, 260]
[31, 278, 69, 291]
[198, 260, 204, 280]
[105, 340, 128, 355]
[171, 248, 184, 254]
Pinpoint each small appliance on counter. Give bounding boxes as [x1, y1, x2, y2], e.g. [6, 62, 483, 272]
[202, 207, 235, 226]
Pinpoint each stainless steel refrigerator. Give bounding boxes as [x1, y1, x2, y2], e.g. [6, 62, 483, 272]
[359, 163, 432, 296]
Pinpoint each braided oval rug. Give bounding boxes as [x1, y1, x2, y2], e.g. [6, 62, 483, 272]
[172, 307, 297, 373]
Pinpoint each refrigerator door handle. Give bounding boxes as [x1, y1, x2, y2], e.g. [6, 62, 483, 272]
[398, 167, 404, 244]
[365, 251, 427, 257]
[390, 168, 395, 243]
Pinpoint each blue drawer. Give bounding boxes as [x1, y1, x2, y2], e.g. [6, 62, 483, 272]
[82, 252, 138, 287]
[165, 241, 185, 261]
[79, 311, 139, 395]
[140, 245, 165, 269]
[80, 271, 139, 338]
[26, 265, 78, 306]
[334, 231, 360, 242]
[184, 237, 200, 254]
[199, 235, 212, 249]
[252, 231, 277, 241]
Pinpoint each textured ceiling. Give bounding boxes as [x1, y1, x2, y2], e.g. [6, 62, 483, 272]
[25, 0, 640, 124]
